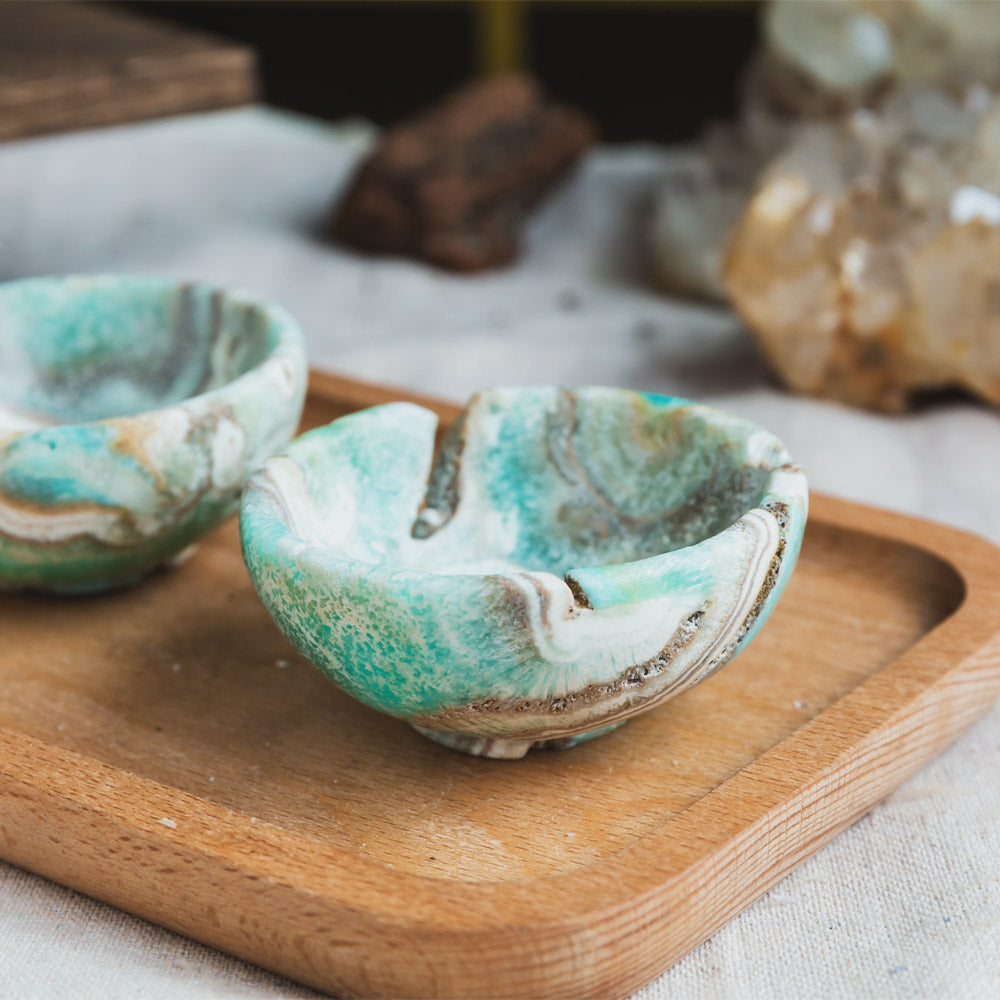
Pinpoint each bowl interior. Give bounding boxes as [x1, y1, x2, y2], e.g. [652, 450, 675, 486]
[0, 277, 275, 430]
[280, 388, 786, 578]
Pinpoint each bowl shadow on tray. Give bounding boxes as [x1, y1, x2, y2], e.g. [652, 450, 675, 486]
[0, 517, 965, 882]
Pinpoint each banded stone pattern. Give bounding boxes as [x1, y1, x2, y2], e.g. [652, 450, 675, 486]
[241, 387, 808, 758]
[0, 275, 307, 591]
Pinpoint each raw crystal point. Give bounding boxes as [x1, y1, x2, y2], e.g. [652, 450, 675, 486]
[757, 0, 894, 115]
[649, 120, 783, 301]
[649, 151, 754, 301]
[724, 86, 1000, 411]
[755, 0, 1000, 117]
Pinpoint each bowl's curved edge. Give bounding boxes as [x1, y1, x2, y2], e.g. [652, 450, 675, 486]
[240, 387, 809, 753]
[0, 275, 308, 591]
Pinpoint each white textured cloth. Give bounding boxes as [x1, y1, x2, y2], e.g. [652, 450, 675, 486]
[1, 107, 998, 999]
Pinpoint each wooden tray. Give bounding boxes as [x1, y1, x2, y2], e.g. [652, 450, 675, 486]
[3, 371, 1000, 999]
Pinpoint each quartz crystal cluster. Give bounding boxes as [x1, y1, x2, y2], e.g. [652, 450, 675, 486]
[725, 87, 1000, 411]
[650, 0, 1000, 409]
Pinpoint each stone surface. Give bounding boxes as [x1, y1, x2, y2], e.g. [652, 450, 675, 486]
[0, 275, 307, 591]
[240, 387, 806, 758]
[330, 72, 595, 272]
[724, 85, 1000, 411]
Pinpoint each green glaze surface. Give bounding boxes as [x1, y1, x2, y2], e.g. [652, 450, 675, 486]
[241, 386, 808, 758]
[0, 275, 307, 591]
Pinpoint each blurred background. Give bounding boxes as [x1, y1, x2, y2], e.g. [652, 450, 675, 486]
[120, 0, 758, 143]
[5, 0, 1000, 413]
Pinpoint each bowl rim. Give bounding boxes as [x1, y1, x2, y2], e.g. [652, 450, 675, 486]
[0, 272, 306, 438]
[240, 386, 808, 595]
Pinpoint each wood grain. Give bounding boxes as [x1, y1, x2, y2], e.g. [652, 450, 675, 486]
[1, 370, 999, 998]
[0, 2, 254, 141]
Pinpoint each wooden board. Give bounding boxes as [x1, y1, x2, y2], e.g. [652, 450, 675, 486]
[0, 2, 254, 141]
[2, 370, 1000, 999]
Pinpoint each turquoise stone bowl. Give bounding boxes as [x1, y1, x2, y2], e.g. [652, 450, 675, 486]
[241, 387, 808, 758]
[0, 275, 307, 592]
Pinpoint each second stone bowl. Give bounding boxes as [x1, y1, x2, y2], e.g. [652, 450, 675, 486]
[0, 274, 307, 592]
[241, 386, 808, 758]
